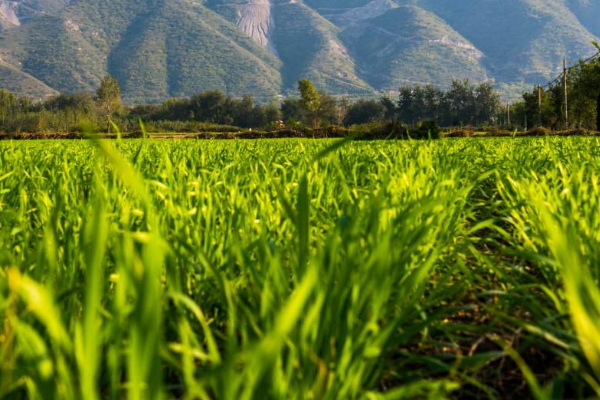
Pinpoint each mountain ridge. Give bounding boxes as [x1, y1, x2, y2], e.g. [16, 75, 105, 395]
[0, 0, 598, 102]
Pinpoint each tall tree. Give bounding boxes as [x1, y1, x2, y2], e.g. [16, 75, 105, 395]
[298, 79, 321, 128]
[397, 87, 416, 125]
[595, 42, 600, 131]
[380, 96, 397, 122]
[422, 85, 443, 122]
[0, 89, 19, 127]
[96, 76, 123, 132]
[263, 101, 283, 126]
[190, 91, 230, 124]
[335, 97, 351, 126]
[232, 95, 255, 128]
[597, 90, 600, 130]
[410, 86, 427, 124]
[344, 99, 385, 126]
[281, 98, 304, 125]
[475, 83, 501, 126]
[317, 93, 339, 126]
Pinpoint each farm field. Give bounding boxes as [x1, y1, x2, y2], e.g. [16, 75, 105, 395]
[1, 137, 600, 400]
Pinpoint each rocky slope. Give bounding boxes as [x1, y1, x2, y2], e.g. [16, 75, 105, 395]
[0, 0, 69, 29]
[0, 0, 598, 101]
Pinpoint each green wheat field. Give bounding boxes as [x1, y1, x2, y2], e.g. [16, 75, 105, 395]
[1, 137, 600, 400]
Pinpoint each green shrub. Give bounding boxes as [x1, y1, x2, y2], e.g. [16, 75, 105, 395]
[71, 119, 102, 133]
[413, 120, 441, 139]
[526, 126, 551, 136]
[353, 122, 409, 140]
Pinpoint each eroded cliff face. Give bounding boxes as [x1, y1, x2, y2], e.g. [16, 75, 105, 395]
[0, 2, 21, 27]
[0, 0, 69, 29]
[234, 0, 278, 55]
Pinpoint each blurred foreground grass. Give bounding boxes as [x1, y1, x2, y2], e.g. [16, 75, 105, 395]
[1, 138, 600, 399]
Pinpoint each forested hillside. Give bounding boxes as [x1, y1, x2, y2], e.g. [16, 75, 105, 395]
[0, 0, 598, 102]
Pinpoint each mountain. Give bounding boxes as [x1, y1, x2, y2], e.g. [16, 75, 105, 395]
[0, 0, 283, 103]
[209, 0, 372, 95]
[0, 0, 69, 29]
[0, 0, 598, 102]
[410, 0, 598, 83]
[338, 3, 488, 90]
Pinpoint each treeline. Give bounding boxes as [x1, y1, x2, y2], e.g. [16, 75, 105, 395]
[395, 80, 501, 127]
[512, 50, 600, 131]
[279, 80, 502, 128]
[133, 79, 359, 130]
[0, 77, 124, 134]
[0, 77, 505, 134]
[132, 92, 282, 130]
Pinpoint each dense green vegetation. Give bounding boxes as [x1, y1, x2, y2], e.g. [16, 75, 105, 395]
[512, 52, 600, 131]
[0, 77, 504, 134]
[394, 80, 501, 127]
[1, 68, 598, 136]
[2, 138, 600, 399]
[1, 49, 599, 136]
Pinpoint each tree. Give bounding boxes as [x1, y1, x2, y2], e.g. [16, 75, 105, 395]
[410, 86, 427, 124]
[335, 97, 351, 126]
[397, 87, 416, 125]
[160, 98, 189, 120]
[250, 101, 282, 128]
[422, 85, 443, 122]
[568, 60, 600, 128]
[521, 87, 554, 128]
[190, 91, 230, 124]
[594, 42, 600, 131]
[281, 98, 302, 121]
[298, 79, 321, 128]
[344, 99, 385, 126]
[231, 95, 255, 128]
[380, 96, 397, 121]
[317, 93, 338, 126]
[263, 101, 282, 126]
[395, 81, 503, 127]
[0, 89, 19, 127]
[597, 90, 600, 130]
[96, 76, 123, 132]
[398, 85, 440, 125]
[41, 92, 96, 131]
[444, 80, 477, 126]
[475, 83, 501, 125]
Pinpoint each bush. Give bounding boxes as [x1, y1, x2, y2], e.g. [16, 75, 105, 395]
[355, 122, 409, 140]
[412, 120, 441, 139]
[444, 129, 474, 138]
[355, 121, 439, 140]
[71, 119, 102, 133]
[263, 122, 284, 132]
[323, 125, 350, 137]
[133, 120, 241, 133]
[526, 126, 551, 136]
[555, 128, 597, 136]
